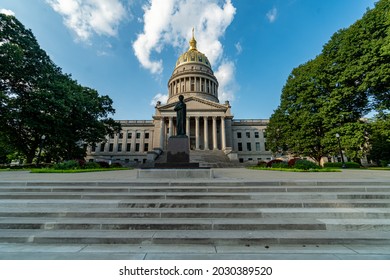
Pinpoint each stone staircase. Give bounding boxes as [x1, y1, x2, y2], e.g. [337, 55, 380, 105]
[0, 181, 390, 246]
[190, 150, 239, 167]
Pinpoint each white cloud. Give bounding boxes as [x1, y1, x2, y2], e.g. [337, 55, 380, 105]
[235, 42, 242, 55]
[133, 0, 236, 74]
[215, 60, 238, 103]
[46, 0, 127, 42]
[150, 93, 169, 106]
[266, 7, 278, 23]
[0, 8, 15, 16]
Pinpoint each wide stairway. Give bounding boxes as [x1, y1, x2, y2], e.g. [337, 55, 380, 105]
[190, 150, 239, 167]
[0, 180, 389, 246]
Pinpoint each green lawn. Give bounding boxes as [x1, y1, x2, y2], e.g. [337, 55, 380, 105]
[30, 168, 131, 173]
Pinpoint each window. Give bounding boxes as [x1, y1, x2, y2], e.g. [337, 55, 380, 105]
[117, 143, 122, 152]
[135, 143, 140, 152]
[248, 158, 253, 161]
[145, 133, 149, 139]
[109, 143, 113, 152]
[239, 158, 244, 163]
[256, 142, 260, 151]
[237, 132, 242, 139]
[136, 132, 141, 139]
[255, 131, 259, 138]
[263, 129, 267, 138]
[238, 142, 242, 151]
[246, 132, 250, 138]
[144, 143, 149, 152]
[128, 132, 132, 139]
[265, 142, 269, 151]
[247, 143, 252, 151]
[119, 133, 123, 139]
[126, 143, 131, 152]
[100, 143, 105, 152]
[91, 144, 96, 152]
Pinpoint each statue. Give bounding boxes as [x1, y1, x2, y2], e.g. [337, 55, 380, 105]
[174, 95, 186, 136]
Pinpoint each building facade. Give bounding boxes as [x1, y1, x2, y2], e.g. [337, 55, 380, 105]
[86, 34, 272, 165]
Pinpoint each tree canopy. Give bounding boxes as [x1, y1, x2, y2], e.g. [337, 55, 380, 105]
[0, 14, 121, 163]
[267, 0, 390, 164]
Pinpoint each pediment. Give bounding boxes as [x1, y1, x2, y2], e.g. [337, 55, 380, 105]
[158, 96, 227, 112]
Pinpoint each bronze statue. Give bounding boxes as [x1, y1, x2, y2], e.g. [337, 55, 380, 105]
[174, 95, 186, 136]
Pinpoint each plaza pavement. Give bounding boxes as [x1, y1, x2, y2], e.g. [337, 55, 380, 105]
[0, 168, 390, 260]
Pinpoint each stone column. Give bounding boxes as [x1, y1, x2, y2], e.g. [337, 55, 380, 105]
[186, 117, 190, 137]
[131, 131, 136, 152]
[212, 116, 218, 150]
[221, 116, 226, 150]
[168, 117, 173, 138]
[140, 131, 145, 152]
[159, 118, 165, 149]
[195, 116, 200, 150]
[203, 116, 209, 150]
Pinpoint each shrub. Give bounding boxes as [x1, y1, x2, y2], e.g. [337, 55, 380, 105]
[271, 162, 289, 169]
[257, 161, 267, 167]
[288, 158, 301, 167]
[266, 159, 283, 167]
[380, 160, 390, 167]
[97, 161, 110, 168]
[110, 162, 123, 168]
[323, 162, 361, 169]
[53, 160, 79, 170]
[84, 162, 100, 169]
[293, 159, 320, 170]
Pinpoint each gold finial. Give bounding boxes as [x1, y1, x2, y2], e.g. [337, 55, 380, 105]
[189, 27, 197, 50]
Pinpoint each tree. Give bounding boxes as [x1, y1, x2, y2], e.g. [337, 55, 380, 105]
[0, 14, 121, 163]
[367, 114, 390, 165]
[267, 0, 389, 164]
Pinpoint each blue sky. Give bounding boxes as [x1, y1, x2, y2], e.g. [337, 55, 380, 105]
[0, 0, 377, 120]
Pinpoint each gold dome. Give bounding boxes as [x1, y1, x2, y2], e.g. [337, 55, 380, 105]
[175, 29, 211, 68]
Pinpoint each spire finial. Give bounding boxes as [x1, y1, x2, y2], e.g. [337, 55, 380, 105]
[189, 27, 197, 50]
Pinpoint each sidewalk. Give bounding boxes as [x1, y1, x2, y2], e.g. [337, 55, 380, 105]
[1, 168, 390, 183]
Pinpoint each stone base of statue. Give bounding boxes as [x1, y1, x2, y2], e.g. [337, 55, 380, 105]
[154, 135, 200, 169]
[166, 135, 190, 163]
[137, 135, 214, 178]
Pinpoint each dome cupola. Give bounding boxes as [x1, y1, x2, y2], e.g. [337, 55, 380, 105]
[167, 29, 219, 104]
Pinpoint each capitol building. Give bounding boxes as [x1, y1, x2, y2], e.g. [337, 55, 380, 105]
[86, 34, 272, 166]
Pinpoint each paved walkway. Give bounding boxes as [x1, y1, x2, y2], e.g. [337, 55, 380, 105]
[1, 168, 390, 183]
[1, 168, 389, 260]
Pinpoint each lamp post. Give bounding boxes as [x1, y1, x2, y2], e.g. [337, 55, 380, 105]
[335, 133, 346, 168]
[37, 135, 46, 167]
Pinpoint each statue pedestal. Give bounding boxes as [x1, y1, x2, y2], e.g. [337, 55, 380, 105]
[153, 136, 200, 169]
[166, 136, 189, 163]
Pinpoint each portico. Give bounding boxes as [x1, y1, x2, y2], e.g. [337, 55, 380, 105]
[156, 114, 229, 151]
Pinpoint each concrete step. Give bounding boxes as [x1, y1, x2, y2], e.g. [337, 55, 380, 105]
[0, 229, 389, 245]
[1, 217, 390, 231]
[0, 190, 390, 200]
[1, 207, 389, 219]
[1, 199, 390, 209]
[1, 180, 389, 247]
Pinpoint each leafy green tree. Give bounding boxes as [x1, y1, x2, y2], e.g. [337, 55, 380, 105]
[367, 115, 390, 165]
[0, 14, 121, 163]
[267, 0, 389, 164]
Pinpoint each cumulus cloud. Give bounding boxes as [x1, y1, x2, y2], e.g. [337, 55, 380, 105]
[215, 60, 238, 103]
[0, 8, 15, 16]
[150, 93, 169, 106]
[46, 0, 127, 42]
[266, 7, 278, 23]
[133, 0, 236, 75]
